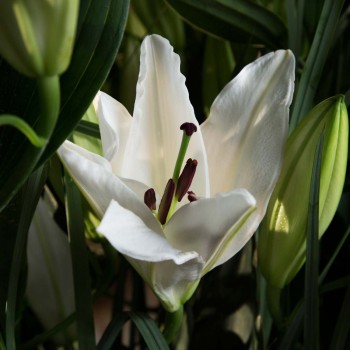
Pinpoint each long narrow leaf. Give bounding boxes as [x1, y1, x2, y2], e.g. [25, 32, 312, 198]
[64, 173, 96, 349]
[286, 0, 305, 58]
[97, 312, 129, 350]
[40, 0, 130, 162]
[0, 332, 4, 350]
[165, 0, 287, 49]
[319, 225, 350, 284]
[278, 304, 304, 350]
[330, 286, 350, 349]
[129, 313, 170, 350]
[0, 191, 22, 330]
[6, 165, 48, 350]
[76, 120, 101, 139]
[289, 0, 345, 130]
[19, 314, 75, 350]
[0, 0, 129, 210]
[303, 132, 323, 350]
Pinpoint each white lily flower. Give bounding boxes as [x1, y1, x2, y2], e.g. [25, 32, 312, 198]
[58, 35, 294, 312]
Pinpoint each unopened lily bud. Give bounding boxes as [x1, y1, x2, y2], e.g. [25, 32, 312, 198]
[0, 0, 79, 77]
[258, 95, 348, 289]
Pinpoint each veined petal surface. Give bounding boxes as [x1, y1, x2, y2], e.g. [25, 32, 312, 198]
[200, 50, 295, 266]
[165, 189, 256, 273]
[97, 200, 204, 311]
[58, 142, 158, 234]
[122, 35, 210, 197]
[94, 91, 132, 174]
[202, 50, 294, 201]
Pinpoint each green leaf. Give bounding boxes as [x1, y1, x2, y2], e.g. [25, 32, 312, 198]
[289, 0, 345, 130]
[97, 312, 129, 350]
[278, 304, 303, 350]
[132, 0, 185, 49]
[0, 0, 129, 211]
[202, 36, 235, 113]
[75, 120, 101, 139]
[19, 314, 75, 350]
[319, 224, 350, 284]
[165, 0, 287, 49]
[40, 0, 129, 161]
[0, 192, 22, 330]
[5, 165, 48, 350]
[130, 312, 170, 349]
[330, 286, 350, 349]
[256, 272, 272, 349]
[0, 332, 4, 350]
[64, 172, 95, 350]
[303, 132, 323, 350]
[286, 0, 305, 58]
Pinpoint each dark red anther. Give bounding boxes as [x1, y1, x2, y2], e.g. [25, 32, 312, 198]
[144, 188, 156, 211]
[176, 158, 198, 201]
[158, 179, 175, 225]
[187, 191, 198, 202]
[180, 122, 197, 136]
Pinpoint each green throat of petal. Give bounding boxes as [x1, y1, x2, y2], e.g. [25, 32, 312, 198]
[143, 122, 199, 225]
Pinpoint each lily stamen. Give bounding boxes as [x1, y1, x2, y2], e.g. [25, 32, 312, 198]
[144, 188, 156, 211]
[180, 122, 197, 136]
[176, 158, 198, 201]
[172, 122, 197, 183]
[187, 191, 198, 202]
[158, 179, 175, 225]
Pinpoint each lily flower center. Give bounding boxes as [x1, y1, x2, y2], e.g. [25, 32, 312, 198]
[144, 122, 198, 225]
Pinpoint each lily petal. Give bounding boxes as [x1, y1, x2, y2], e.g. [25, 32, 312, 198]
[165, 189, 256, 273]
[94, 91, 132, 174]
[26, 199, 75, 344]
[122, 34, 210, 197]
[202, 50, 295, 201]
[97, 200, 204, 311]
[58, 142, 158, 233]
[200, 50, 294, 265]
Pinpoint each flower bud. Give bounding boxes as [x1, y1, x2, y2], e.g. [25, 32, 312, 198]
[0, 0, 79, 77]
[258, 96, 348, 288]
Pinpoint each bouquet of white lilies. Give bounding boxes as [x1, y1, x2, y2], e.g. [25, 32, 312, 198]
[0, 1, 349, 349]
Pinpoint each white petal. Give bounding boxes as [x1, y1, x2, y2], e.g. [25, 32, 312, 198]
[97, 200, 204, 311]
[201, 50, 295, 206]
[122, 34, 210, 197]
[26, 199, 75, 344]
[57, 142, 158, 235]
[165, 189, 256, 273]
[94, 91, 132, 174]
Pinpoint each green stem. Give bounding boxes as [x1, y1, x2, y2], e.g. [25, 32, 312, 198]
[172, 133, 191, 183]
[162, 306, 184, 344]
[266, 284, 283, 328]
[166, 133, 192, 220]
[0, 76, 60, 148]
[0, 115, 46, 147]
[36, 75, 60, 139]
